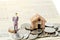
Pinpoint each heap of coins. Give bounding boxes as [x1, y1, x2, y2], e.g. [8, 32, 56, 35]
[12, 23, 60, 40]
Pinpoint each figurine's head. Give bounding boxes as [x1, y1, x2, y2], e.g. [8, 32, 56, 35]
[15, 13, 18, 16]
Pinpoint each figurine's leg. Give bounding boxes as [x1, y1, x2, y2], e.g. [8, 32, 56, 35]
[41, 20, 45, 30]
[14, 24, 18, 33]
[14, 27, 16, 33]
[30, 21, 37, 30]
[30, 15, 40, 30]
[40, 21, 45, 34]
[31, 22, 35, 30]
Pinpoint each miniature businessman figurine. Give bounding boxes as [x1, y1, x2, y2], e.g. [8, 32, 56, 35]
[12, 13, 19, 33]
[30, 13, 46, 33]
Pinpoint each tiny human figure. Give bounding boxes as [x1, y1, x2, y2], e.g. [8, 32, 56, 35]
[30, 13, 46, 33]
[12, 13, 19, 33]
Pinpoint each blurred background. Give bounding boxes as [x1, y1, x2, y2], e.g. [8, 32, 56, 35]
[0, 0, 60, 39]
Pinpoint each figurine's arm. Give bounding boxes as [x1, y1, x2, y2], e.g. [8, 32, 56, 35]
[30, 14, 40, 22]
[39, 15, 46, 29]
[39, 15, 46, 22]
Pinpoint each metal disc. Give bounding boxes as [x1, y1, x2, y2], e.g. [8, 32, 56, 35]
[21, 39, 27, 40]
[28, 34, 38, 40]
[57, 27, 60, 31]
[45, 23, 54, 28]
[17, 29, 30, 39]
[54, 31, 58, 36]
[12, 33, 23, 40]
[58, 31, 60, 36]
[38, 34, 46, 38]
[21, 23, 31, 30]
[23, 30, 30, 39]
[53, 23, 60, 28]
[44, 27, 55, 33]
[31, 29, 42, 35]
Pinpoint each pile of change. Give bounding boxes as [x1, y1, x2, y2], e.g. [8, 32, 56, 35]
[12, 23, 60, 40]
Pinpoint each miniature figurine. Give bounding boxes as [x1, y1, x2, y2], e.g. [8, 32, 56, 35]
[30, 13, 46, 33]
[12, 13, 19, 33]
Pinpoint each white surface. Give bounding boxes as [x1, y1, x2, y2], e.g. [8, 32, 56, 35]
[53, 0, 60, 15]
[37, 37, 60, 40]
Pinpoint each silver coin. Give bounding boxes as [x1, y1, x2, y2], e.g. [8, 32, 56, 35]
[28, 34, 38, 40]
[48, 32, 57, 37]
[38, 34, 49, 38]
[31, 29, 42, 35]
[21, 39, 27, 40]
[23, 30, 30, 39]
[45, 23, 54, 28]
[17, 29, 30, 39]
[44, 27, 55, 33]
[57, 27, 60, 31]
[58, 31, 60, 36]
[12, 33, 23, 40]
[21, 23, 31, 29]
[53, 23, 60, 28]
[54, 31, 58, 36]
[53, 26, 58, 29]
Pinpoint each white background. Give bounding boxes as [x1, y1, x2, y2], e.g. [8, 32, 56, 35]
[53, 0, 60, 15]
[0, 0, 59, 15]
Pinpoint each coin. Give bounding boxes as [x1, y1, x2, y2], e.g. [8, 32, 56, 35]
[31, 29, 42, 35]
[17, 29, 30, 39]
[44, 27, 55, 33]
[21, 23, 31, 30]
[28, 34, 38, 40]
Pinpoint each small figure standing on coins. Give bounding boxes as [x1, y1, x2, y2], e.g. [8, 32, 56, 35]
[12, 13, 19, 33]
[30, 13, 46, 33]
